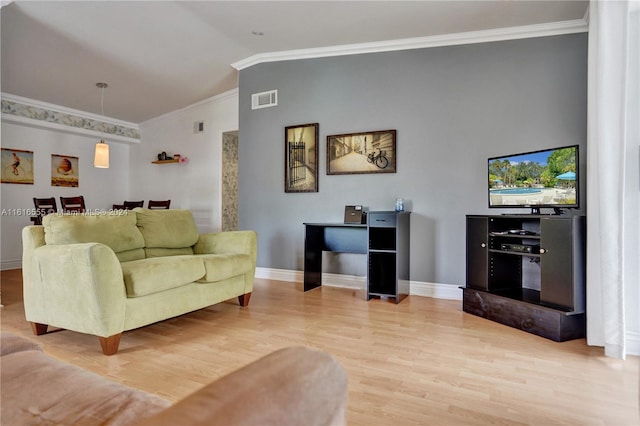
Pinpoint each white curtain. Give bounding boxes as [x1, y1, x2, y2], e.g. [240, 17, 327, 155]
[587, 0, 638, 359]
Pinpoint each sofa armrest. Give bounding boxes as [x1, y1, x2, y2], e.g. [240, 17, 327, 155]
[194, 230, 257, 263]
[24, 243, 127, 337]
[136, 346, 348, 426]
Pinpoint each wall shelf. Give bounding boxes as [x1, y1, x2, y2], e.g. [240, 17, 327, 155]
[151, 159, 179, 164]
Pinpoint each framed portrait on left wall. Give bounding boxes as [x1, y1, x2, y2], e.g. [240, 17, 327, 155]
[51, 154, 79, 187]
[285, 123, 319, 193]
[1, 148, 34, 184]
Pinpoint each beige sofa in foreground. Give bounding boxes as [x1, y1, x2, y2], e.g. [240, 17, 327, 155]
[1, 332, 348, 426]
[22, 208, 257, 354]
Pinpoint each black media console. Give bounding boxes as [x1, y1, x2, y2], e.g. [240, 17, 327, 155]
[462, 214, 586, 341]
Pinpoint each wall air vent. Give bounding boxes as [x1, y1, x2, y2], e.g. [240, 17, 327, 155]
[251, 90, 278, 110]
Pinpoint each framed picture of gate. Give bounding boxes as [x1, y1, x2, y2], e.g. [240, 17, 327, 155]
[285, 123, 319, 193]
[326, 129, 396, 175]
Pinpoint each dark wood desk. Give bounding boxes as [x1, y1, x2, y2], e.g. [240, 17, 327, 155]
[303, 223, 367, 291]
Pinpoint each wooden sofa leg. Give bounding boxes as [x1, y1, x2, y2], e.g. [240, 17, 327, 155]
[238, 292, 252, 307]
[30, 322, 48, 335]
[99, 333, 122, 356]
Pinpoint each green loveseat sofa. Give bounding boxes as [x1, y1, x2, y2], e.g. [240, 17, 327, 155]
[22, 208, 257, 355]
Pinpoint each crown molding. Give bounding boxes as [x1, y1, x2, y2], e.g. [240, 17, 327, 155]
[232, 18, 588, 71]
[140, 88, 239, 126]
[583, 4, 590, 23]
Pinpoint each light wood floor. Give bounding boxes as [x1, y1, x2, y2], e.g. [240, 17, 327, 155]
[2, 268, 638, 425]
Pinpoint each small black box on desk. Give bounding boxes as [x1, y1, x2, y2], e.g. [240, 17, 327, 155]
[344, 205, 367, 224]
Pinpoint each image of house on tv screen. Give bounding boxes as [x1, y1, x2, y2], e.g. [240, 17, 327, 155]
[488, 146, 578, 208]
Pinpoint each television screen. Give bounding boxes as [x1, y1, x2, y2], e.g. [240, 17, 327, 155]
[488, 145, 579, 213]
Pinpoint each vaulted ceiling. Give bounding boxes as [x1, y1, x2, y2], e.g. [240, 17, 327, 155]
[1, 1, 589, 123]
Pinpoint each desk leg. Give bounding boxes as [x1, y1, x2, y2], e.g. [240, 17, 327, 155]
[304, 226, 323, 291]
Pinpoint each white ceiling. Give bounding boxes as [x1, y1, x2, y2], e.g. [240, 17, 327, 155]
[1, 1, 589, 124]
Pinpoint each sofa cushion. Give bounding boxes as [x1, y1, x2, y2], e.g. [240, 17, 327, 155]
[121, 256, 206, 297]
[197, 253, 254, 283]
[134, 208, 199, 249]
[42, 211, 145, 261]
[117, 248, 147, 262]
[145, 247, 194, 258]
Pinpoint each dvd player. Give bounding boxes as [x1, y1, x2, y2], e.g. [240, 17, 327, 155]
[500, 243, 540, 254]
[508, 229, 538, 236]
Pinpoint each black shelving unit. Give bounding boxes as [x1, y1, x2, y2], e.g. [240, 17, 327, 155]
[367, 211, 410, 303]
[463, 214, 586, 341]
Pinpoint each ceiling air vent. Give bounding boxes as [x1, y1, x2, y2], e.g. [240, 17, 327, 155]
[251, 90, 278, 110]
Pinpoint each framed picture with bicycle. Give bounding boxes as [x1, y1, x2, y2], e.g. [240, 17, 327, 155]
[2, 148, 34, 185]
[285, 123, 319, 193]
[326, 129, 396, 175]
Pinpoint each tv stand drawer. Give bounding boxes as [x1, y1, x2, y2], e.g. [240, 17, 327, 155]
[462, 287, 585, 342]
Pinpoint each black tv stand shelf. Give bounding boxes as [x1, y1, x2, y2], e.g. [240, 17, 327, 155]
[492, 287, 541, 304]
[463, 214, 586, 341]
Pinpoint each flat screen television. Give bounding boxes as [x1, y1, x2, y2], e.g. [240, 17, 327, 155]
[488, 145, 579, 214]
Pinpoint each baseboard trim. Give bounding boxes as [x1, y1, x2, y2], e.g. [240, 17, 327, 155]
[255, 267, 462, 300]
[1, 260, 21, 271]
[626, 330, 640, 357]
[410, 280, 463, 300]
[255, 267, 304, 283]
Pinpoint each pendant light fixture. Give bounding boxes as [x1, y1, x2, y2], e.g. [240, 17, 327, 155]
[94, 82, 109, 168]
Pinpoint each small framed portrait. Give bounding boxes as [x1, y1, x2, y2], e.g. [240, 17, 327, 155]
[51, 154, 79, 187]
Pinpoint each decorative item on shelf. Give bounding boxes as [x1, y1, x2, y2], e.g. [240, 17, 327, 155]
[395, 198, 405, 212]
[93, 82, 109, 168]
[151, 152, 187, 164]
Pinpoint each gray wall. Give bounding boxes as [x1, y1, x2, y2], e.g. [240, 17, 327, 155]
[238, 34, 587, 287]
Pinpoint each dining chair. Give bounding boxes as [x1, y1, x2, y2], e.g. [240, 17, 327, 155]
[31, 197, 58, 225]
[147, 200, 171, 209]
[60, 196, 86, 213]
[112, 204, 125, 210]
[123, 200, 144, 209]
